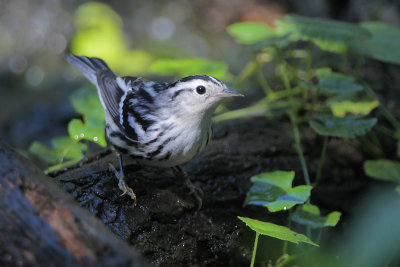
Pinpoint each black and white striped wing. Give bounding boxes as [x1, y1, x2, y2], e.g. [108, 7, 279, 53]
[96, 70, 125, 127]
[118, 79, 168, 142]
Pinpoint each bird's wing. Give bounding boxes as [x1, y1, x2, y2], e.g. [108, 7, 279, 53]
[96, 70, 125, 127]
[65, 54, 123, 127]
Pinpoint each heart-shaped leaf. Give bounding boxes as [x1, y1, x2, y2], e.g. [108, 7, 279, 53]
[238, 217, 318, 246]
[69, 87, 107, 147]
[317, 72, 363, 94]
[292, 204, 341, 229]
[350, 22, 400, 65]
[364, 160, 400, 183]
[29, 136, 87, 164]
[309, 115, 377, 138]
[68, 119, 106, 147]
[244, 171, 312, 212]
[69, 87, 104, 119]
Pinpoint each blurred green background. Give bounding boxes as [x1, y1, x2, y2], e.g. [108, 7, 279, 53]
[2, 0, 399, 149]
[1, 1, 400, 266]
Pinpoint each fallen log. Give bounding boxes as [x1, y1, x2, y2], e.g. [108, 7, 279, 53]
[0, 143, 148, 267]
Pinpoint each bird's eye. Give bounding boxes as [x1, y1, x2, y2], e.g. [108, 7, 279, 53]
[196, 85, 206, 95]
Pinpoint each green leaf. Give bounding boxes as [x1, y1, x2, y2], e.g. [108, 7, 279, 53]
[364, 160, 400, 183]
[29, 137, 87, 164]
[243, 35, 291, 54]
[277, 15, 370, 53]
[309, 115, 377, 138]
[227, 22, 279, 44]
[69, 87, 104, 119]
[71, 2, 152, 75]
[244, 171, 312, 212]
[315, 69, 363, 93]
[68, 119, 106, 147]
[292, 204, 341, 229]
[238, 217, 319, 246]
[149, 58, 230, 80]
[69, 87, 107, 147]
[350, 22, 400, 65]
[330, 100, 378, 117]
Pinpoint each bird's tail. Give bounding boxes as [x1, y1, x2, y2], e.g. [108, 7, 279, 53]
[64, 54, 112, 85]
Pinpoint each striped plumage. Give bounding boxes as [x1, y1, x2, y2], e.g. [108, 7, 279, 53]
[65, 54, 243, 208]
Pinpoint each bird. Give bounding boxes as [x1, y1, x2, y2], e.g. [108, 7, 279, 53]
[65, 54, 243, 209]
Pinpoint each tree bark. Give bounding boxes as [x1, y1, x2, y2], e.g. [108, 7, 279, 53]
[0, 143, 148, 267]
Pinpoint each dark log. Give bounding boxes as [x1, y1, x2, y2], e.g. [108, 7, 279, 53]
[49, 117, 368, 266]
[0, 143, 148, 267]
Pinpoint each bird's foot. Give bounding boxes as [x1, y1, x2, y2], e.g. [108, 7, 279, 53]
[172, 166, 203, 210]
[109, 163, 136, 205]
[184, 178, 204, 210]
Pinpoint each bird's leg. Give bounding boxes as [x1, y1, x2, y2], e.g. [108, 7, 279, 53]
[171, 166, 204, 210]
[109, 153, 136, 205]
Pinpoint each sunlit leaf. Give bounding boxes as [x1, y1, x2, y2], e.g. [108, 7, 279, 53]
[68, 87, 107, 147]
[277, 15, 370, 53]
[29, 137, 87, 164]
[309, 115, 377, 138]
[315, 69, 363, 93]
[364, 160, 400, 183]
[149, 58, 230, 80]
[238, 217, 318, 246]
[330, 100, 378, 117]
[68, 119, 106, 147]
[350, 22, 400, 65]
[292, 204, 341, 229]
[227, 22, 279, 44]
[69, 87, 104, 119]
[244, 171, 312, 212]
[71, 2, 152, 75]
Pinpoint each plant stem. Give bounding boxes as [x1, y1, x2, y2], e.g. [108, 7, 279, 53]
[275, 254, 299, 267]
[237, 60, 258, 87]
[316, 228, 323, 243]
[306, 42, 313, 81]
[283, 209, 293, 255]
[256, 63, 273, 95]
[250, 232, 260, 267]
[273, 46, 294, 107]
[314, 136, 328, 186]
[213, 98, 269, 122]
[269, 87, 302, 102]
[289, 112, 311, 186]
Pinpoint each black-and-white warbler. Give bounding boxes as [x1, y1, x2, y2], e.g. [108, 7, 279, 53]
[65, 54, 243, 208]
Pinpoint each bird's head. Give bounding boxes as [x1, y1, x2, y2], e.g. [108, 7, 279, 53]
[167, 75, 243, 116]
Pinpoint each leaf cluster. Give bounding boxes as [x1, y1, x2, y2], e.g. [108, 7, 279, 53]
[227, 14, 400, 266]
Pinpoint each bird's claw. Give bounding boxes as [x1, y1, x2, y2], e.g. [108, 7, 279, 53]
[185, 179, 203, 210]
[109, 163, 136, 205]
[118, 179, 137, 205]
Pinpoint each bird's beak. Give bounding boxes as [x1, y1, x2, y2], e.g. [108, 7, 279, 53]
[216, 88, 244, 98]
